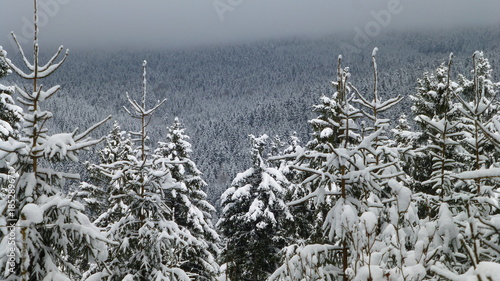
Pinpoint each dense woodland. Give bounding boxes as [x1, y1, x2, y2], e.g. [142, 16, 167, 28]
[2, 25, 499, 205]
[1, 2, 500, 281]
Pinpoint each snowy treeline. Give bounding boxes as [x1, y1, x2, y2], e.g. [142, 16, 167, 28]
[218, 48, 500, 280]
[1, 1, 500, 280]
[217, 50, 500, 281]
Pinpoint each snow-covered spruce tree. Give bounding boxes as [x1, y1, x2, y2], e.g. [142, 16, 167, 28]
[409, 55, 469, 275]
[75, 121, 134, 222]
[352, 48, 403, 153]
[271, 51, 429, 281]
[345, 49, 427, 281]
[274, 133, 317, 245]
[409, 57, 464, 200]
[334, 49, 428, 281]
[0, 48, 10, 78]
[0, 2, 111, 280]
[218, 134, 291, 281]
[430, 52, 500, 279]
[270, 55, 361, 281]
[415, 55, 459, 195]
[0, 47, 23, 198]
[153, 117, 220, 281]
[85, 61, 199, 280]
[455, 51, 499, 171]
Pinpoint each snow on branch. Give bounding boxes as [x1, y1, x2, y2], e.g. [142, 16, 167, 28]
[0, 138, 26, 153]
[74, 115, 112, 142]
[287, 186, 341, 206]
[9, 32, 34, 71]
[123, 61, 167, 121]
[268, 244, 343, 281]
[41, 133, 104, 161]
[453, 168, 500, 180]
[3, 33, 69, 80]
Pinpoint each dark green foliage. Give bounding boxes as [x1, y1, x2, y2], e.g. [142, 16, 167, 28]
[0, 55, 9, 79]
[154, 117, 220, 281]
[218, 135, 290, 281]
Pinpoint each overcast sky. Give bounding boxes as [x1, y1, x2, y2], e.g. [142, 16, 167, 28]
[1, 0, 500, 50]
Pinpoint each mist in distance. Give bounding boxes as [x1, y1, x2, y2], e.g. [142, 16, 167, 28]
[1, 0, 499, 50]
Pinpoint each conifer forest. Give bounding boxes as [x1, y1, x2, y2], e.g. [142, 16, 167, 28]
[1, 1, 500, 280]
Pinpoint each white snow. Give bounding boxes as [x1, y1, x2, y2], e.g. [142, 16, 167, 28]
[21, 203, 43, 224]
[360, 211, 377, 234]
[231, 168, 255, 185]
[320, 127, 334, 138]
[388, 179, 412, 212]
[433, 262, 500, 281]
[455, 168, 500, 179]
[42, 133, 77, 160]
[437, 203, 459, 239]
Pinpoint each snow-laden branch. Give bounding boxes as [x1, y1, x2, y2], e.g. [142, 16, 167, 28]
[0, 138, 26, 153]
[74, 115, 112, 142]
[3, 36, 69, 80]
[38, 46, 65, 73]
[10, 32, 34, 71]
[453, 168, 500, 180]
[287, 186, 341, 206]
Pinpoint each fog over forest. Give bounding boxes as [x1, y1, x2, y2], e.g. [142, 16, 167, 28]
[2, 0, 500, 49]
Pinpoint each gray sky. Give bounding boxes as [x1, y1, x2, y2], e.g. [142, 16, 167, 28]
[1, 0, 500, 50]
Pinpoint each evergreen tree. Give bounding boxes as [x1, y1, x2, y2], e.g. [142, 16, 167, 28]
[271, 56, 363, 281]
[0, 2, 111, 280]
[274, 133, 316, 245]
[271, 50, 428, 281]
[218, 134, 291, 281]
[0, 49, 9, 79]
[154, 117, 220, 281]
[430, 52, 500, 278]
[84, 61, 196, 280]
[0, 46, 23, 198]
[409, 58, 464, 197]
[415, 55, 459, 197]
[75, 121, 134, 222]
[455, 51, 499, 171]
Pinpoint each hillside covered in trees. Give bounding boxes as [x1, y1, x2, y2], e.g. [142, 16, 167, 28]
[2, 24, 499, 205]
[1, 1, 500, 280]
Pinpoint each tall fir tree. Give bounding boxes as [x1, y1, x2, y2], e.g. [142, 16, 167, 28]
[430, 52, 500, 279]
[154, 117, 220, 281]
[84, 61, 198, 281]
[0, 2, 111, 280]
[0, 47, 23, 198]
[218, 134, 291, 281]
[409, 58, 464, 198]
[271, 50, 429, 281]
[273, 133, 317, 245]
[75, 121, 134, 223]
[271, 55, 363, 281]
